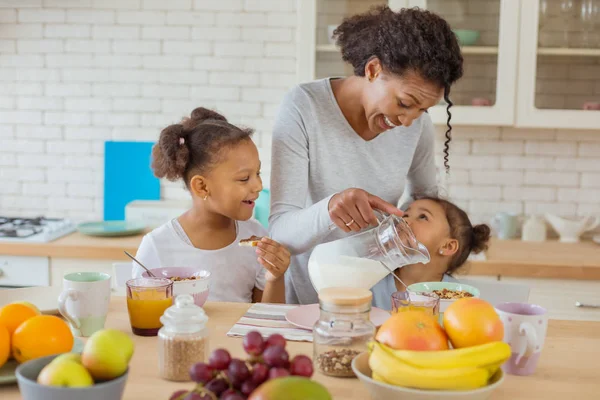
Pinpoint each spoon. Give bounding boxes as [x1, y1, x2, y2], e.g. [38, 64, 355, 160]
[575, 301, 600, 308]
[379, 261, 407, 289]
[124, 251, 157, 278]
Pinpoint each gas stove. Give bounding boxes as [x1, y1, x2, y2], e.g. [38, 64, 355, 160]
[0, 216, 77, 243]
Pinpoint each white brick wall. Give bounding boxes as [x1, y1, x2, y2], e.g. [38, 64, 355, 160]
[0, 1, 598, 235]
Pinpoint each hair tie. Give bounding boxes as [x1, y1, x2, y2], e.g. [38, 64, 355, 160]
[179, 137, 185, 145]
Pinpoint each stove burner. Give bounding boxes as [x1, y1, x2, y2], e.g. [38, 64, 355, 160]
[0, 216, 60, 238]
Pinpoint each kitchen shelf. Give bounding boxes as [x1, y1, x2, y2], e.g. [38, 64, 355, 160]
[537, 47, 600, 57]
[316, 44, 500, 55]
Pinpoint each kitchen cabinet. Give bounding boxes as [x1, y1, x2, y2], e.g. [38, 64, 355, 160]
[516, 0, 600, 129]
[297, 0, 600, 130]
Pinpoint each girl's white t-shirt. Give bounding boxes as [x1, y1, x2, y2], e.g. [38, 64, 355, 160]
[133, 219, 267, 303]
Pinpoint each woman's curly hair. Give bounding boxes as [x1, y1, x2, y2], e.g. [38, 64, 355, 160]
[151, 107, 253, 187]
[334, 6, 464, 172]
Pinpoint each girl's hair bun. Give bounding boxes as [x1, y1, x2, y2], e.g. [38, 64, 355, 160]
[151, 123, 189, 181]
[471, 224, 491, 254]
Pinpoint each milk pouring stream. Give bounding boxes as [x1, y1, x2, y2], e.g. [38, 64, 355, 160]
[308, 213, 431, 292]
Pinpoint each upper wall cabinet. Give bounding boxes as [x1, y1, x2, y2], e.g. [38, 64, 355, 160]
[407, 0, 519, 126]
[297, 0, 600, 130]
[516, 0, 600, 130]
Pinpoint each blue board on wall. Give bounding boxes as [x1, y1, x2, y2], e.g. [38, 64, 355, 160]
[103, 141, 160, 221]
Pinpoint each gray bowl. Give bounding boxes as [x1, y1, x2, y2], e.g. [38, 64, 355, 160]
[16, 354, 128, 400]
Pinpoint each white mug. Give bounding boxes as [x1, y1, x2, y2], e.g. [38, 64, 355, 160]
[58, 272, 111, 337]
[495, 302, 548, 376]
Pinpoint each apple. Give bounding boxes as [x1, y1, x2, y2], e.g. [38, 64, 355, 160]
[81, 329, 134, 381]
[37, 359, 94, 388]
[50, 352, 82, 365]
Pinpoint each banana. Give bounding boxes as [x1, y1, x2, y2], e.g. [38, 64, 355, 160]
[376, 341, 511, 371]
[369, 342, 490, 390]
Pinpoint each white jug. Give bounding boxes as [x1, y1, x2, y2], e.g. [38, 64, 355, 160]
[521, 215, 547, 242]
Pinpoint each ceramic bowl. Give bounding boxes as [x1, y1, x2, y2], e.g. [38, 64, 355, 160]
[352, 352, 504, 400]
[453, 29, 480, 46]
[142, 267, 211, 307]
[16, 354, 128, 400]
[407, 282, 480, 317]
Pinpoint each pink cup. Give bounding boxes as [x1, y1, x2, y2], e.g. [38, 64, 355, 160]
[495, 302, 548, 376]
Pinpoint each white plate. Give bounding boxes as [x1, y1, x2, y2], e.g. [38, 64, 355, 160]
[285, 304, 390, 331]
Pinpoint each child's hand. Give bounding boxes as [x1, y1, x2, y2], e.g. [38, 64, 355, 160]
[255, 237, 290, 282]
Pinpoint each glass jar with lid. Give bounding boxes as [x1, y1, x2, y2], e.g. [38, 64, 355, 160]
[158, 294, 209, 381]
[313, 287, 376, 378]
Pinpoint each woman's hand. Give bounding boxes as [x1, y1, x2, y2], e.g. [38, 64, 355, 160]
[256, 237, 291, 282]
[328, 188, 404, 233]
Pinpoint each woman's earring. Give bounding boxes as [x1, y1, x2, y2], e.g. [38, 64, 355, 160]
[439, 250, 444, 255]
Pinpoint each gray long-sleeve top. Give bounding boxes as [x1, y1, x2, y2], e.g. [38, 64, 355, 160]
[268, 78, 438, 304]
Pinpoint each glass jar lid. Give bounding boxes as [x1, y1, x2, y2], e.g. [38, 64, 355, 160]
[160, 294, 208, 333]
[318, 287, 372, 312]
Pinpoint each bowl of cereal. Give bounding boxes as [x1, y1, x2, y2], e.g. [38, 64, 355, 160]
[142, 267, 211, 307]
[407, 282, 480, 316]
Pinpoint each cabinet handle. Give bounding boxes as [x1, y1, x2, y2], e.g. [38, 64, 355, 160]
[575, 301, 600, 309]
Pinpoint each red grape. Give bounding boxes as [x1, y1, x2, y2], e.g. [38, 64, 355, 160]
[209, 349, 232, 370]
[220, 389, 245, 400]
[290, 355, 314, 378]
[243, 331, 266, 356]
[268, 367, 290, 380]
[205, 378, 229, 396]
[262, 345, 289, 368]
[170, 390, 188, 400]
[183, 392, 210, 400]
[250, 363, 269, 385]
[228, 359, 250, 384]
[266, 334, 286, 349]
[189, 363, 214, 384]
[241, 380, 258, 396]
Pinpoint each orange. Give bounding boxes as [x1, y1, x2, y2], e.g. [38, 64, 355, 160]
[376, 310, 449, 351]
[12, 315, 74, 364]
[0, 303, 40, 336]
[443, 298, 504, 349]
[0, 325, 9, 368]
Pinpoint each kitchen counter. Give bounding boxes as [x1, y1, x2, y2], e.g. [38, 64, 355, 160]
[1, 298, 599, 400]
[0, 233, 599, 280]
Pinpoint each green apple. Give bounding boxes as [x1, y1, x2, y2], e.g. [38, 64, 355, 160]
[50, 353, 82, 365]
[81, 329, 134, 381]
[37, 359, 94, 387]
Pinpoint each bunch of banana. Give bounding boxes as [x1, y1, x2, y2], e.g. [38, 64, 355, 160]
[368, 341, 511, 391]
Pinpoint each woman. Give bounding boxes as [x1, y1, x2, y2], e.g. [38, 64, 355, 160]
[269, 6, 464, 304]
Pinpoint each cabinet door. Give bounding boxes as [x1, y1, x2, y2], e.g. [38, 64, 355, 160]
[408, 0, 520, 126]
[297, 0, 410, 84]
[516, 0, 600, 129]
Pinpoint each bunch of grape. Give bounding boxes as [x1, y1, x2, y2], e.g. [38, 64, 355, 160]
[169, 332, 314, 400]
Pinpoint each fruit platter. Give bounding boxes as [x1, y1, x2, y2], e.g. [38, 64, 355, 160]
[353, 297, 510, 399]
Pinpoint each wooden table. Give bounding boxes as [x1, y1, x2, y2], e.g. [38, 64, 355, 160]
[1, 298, 599, 400]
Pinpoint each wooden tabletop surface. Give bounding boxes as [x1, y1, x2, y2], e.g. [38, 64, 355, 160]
[1, 232, 599, 280]
[1, 298, 599, 400]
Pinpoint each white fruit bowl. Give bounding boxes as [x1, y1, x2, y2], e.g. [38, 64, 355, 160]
[351, 352, 504, 400]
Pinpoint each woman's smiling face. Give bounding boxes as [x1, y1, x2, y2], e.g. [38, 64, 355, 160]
[362, 59, 443, 136]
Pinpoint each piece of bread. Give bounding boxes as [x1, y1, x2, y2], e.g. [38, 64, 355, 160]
[239, 235, 263, 247]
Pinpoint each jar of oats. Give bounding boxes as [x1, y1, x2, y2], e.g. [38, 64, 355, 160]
[158, 294, 208, 381]
[313, 288, 375, 378]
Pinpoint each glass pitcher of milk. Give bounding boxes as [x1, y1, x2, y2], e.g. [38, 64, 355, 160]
[308, 212, 430, 292]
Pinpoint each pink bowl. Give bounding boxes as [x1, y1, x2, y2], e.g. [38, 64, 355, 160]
[142, 267, 211, 307]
